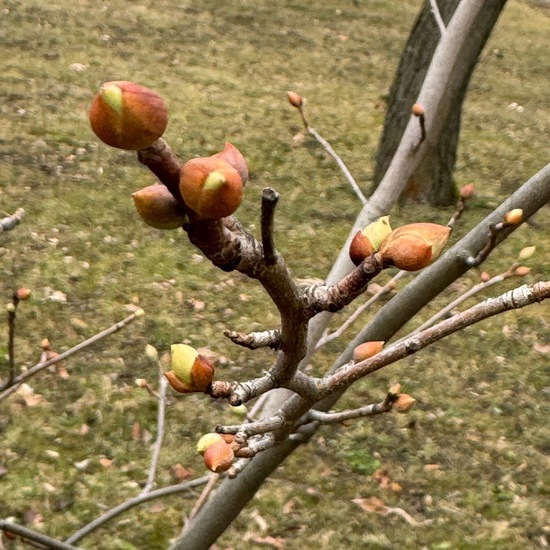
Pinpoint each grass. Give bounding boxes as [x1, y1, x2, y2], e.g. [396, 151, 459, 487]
[1, 0, 549, 549]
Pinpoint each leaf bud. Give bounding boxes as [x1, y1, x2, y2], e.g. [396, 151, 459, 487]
[349, 216, 392, 266]
[41, 338, 52, 351]
[393, 394, 416, 413]
[203, 440, 234, 473]
[168, 343, 215, 393]
[145, 344, 159, 362]
[412, 103, 425, 116]
[353, 341, 384, 362]
[518, 246, 536, 260]
[459, 183, 475, 199]
[379, 223, 450, 271]
[212, 142, 248, 184]
[179, 156, 243, 219]
[196, 433, 224, 455]
[389, 383, 402, 395]
[504, 208, 523, 226]
[89, 81, 168, 150]
[287, 91, 303, 108]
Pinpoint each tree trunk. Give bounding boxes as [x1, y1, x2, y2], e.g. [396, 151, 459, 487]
[374, 0, 506, 206]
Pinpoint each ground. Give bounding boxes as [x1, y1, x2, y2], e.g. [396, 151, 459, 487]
[0, 1, 549, 549]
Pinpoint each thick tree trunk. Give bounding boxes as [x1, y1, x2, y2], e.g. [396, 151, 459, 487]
[374, 0, 506, 206]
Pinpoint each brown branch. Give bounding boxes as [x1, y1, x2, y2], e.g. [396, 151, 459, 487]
[261, 187, 279, 265]
[323, 281, 550, 394]
[224, 329, 281, 350]
[137, 138, 184, 204]
[466, 218, 516, 266]
[301, 254, 384, 315]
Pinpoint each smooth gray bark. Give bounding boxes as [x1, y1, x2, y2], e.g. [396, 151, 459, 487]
[374, 0, 507, 206]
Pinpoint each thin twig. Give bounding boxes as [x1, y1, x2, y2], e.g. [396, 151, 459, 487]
[295, 102, 367, 205]
[324, 281, 550, 393]
[305, 394, 395, 423]
[429, 0, 446, 35]
[0, 208, 25, 233]
[140, 363, 168, 495]
[0, 520, 83, 550]
[187, 473, 219, 522]
[466, 220, 515, 266]
[307, 126, 368, 205]
[315, 271, 406, 350]
[65, 477, 210, 545]
[0, 310, 144, 402]
[6, 303, 17, 388]
[261, 187, 279, 265]
[402, 265, 523, 340]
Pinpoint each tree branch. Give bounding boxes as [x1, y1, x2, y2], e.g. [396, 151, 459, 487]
[0, 520, 83, 550]
[0, 310, 144, 402]
[323, 281, 550, 394]
[64, 478, 210, 545]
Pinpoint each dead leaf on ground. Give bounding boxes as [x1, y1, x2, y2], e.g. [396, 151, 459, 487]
[244, 535, 285, 549]
[534, 342, 550, 354]
[131, 422, 141, 441]
[172, 463, 193, 482]
[353, 496, 387, 514]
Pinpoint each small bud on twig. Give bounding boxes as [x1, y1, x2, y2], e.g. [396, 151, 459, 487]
[514, 266, 530, 277]
[16, 288, 31, 301]
[393, 394, 416, 413]
[459, 183, 475, 199]
[353, 341, 384, 362]
[504, 209, 523, 226]
[518, 246, 536, 261]
[287, 91, 303, 108]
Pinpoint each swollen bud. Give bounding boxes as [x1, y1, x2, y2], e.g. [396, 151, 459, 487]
[89, 81, 168, 150]
[132, 184, 187, 229]
[349, 216, 392, 266]
[393, 394, 416, 413]
[353, 341, 384, 362]
[504, 209, 523, 226]
[287, 91, 303, 108]
[412, 103, 425, 117]
[459, 183, 475, 199]
[166, 344, 215, 393]
[514, 266, 530, 277]
[179, 156, 244, 219]
[203, 440, 234, 473]
[16, 288, 31, 301]
[379, 223, 450, 271]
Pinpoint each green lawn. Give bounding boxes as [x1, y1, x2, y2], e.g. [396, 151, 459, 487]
[1, 1, 549, 549]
